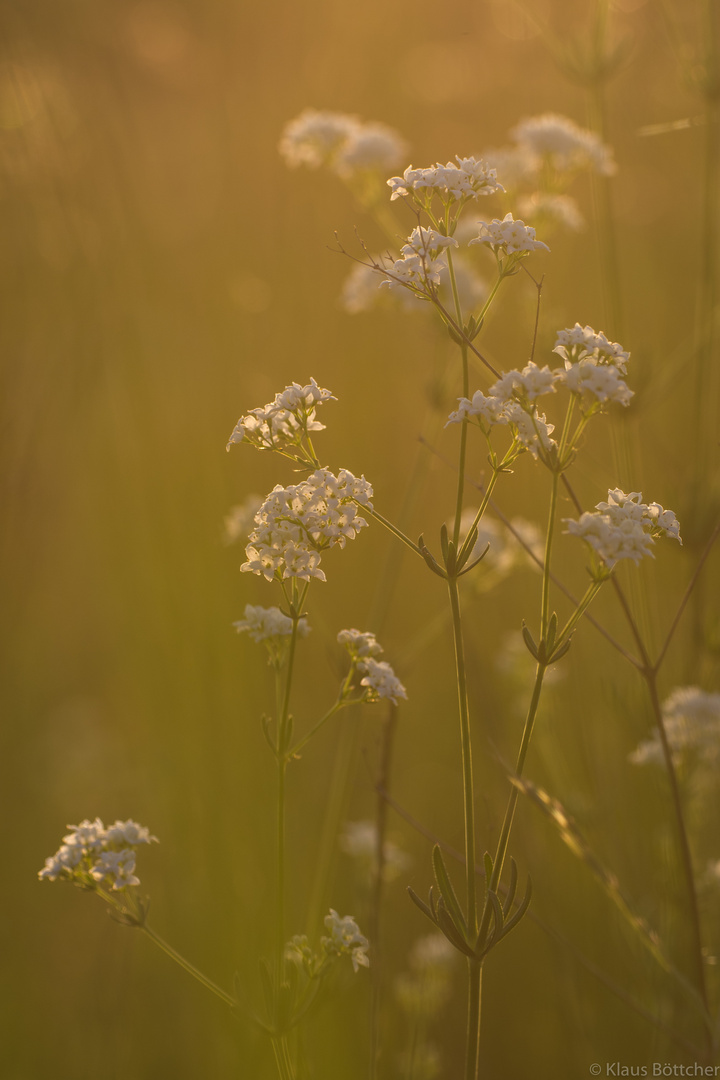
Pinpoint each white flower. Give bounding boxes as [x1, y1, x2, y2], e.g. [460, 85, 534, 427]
[226, 379, 336, 455]
[242, 468, 374, 584]
[557, 358, 633, 406]
[358, 656, 408, 705]
[553, 324, 630, 373]
[511, 113, 616, 176]
[387, 156, 504, 202]
[104, 820, 158, 847]
[469, 212, 550, 256]
[596, 489, 682, 544]
[279, 109, 357, 169]
[446, 389, 506, 427]
[564, 489, 681, 568]
[223, 494, 264, 545]
[489, 361, 558, 402]
[565, 510, 654, 567]
[630, 687, 720, 766]
[333, 121, 408, 176]
[89, 849, 141, 891]
[322, 909, 370, 971]
[402, 226, 458, 257]
[517, 192, 585, 232]
[340, 819, 410, 882]
[503, 402, 556, 458]
[279, 110, 407, 179]
[39, 818, 157, 889]
[234, 604, 310, 642]
[337, 628, 383, 658]
[380, 251, 448, 297]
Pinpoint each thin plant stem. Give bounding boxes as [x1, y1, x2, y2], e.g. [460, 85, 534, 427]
[369, 704, 398, 1080]
[140, 924, 236, 1009]
[540, 473, 560, 639]
[447, 574, 479, 1078]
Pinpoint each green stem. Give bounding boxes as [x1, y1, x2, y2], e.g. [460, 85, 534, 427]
[484, 661, 547, 908]
[141, 924, 236, 1009]
[540, 473, 560, 639]
[465, 959, 483, 1080]
[447, 574, 480, 1078]
[288, 701, 346, 758]
[362, 505, 423, 558]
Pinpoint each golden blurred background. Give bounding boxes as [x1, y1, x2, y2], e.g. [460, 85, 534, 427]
[3, 0, 719, 1076]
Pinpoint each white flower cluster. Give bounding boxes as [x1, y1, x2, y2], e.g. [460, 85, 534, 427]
[243, 468, 374, 583]
[517, 191, 585, 232]
[223, 494, 263, 545]
[387, 156, 504, 203]
[340, 819, 410, 883]
[322, 909, 370, 971]
[279, 108, 407, 176]
[337, 627, 383, 658]
[447, 364, 557, 459]
[553, 323, 630, 373]
[226, 379, 335, 456]
[39, 818, 157, 891]
[469, 212, 550, 256]
[337, 628, 408, 704]
[630, 687, 720, 766]
[380, 226, 458, 297]
[233, 604, 311, 642]
[565, 489, 682, 568]
[511, 113, 616, 177]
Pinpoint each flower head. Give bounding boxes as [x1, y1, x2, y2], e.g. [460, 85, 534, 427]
[322, 909, 370, 971]
[511, 113, 616, 176]
[234, 604, 311, 642]
[387, 156, 504, 203]
[242, 468, 374, 584]
[358, 656, 408, 705]
[630, 687, 720, 766]
[226, 379, 335, 458]
[279, 109, 407, 178]
[337, 628, 383, 659]
[39, 818, 157, 891]
[564, 489, 681, 569]
[553, 324, 629, 373]
[469, 212, 549, 256]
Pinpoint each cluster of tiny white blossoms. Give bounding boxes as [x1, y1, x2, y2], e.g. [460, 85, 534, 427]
[286, 911, 370, 977]
[553, 323, 630, 372]
[340, 819, 410, 883]
[469, 212, 550, 257]
[337, 628, 407, 704]
[447, 362, 557, 459]
[380, 226, 458, 298]
[511, 113, 617, 177]
[233, 604, 311, 643]
[564, 489, 682, 569]
[242, 468, 373, 583]
[517, 191, 585, 232]
[39, 819, 157, 892]
[226, 378, 335, 457]
[322, 909, 370, 971]
[279, 108, 407, 177]
[223, 493, 263, 545]
[387, 155, 504, 203]
[630, 687, 720, 767]
[447, 323, 634, 457]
